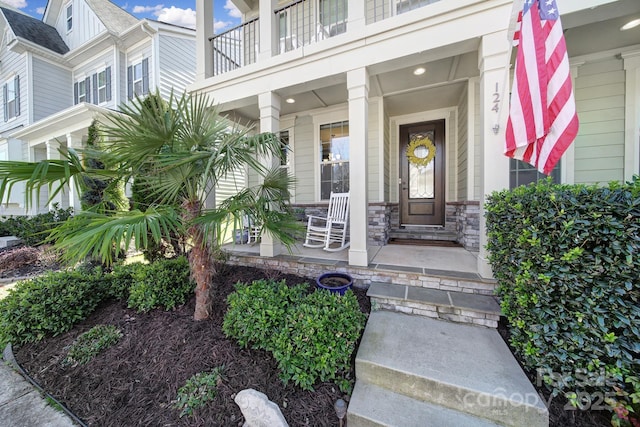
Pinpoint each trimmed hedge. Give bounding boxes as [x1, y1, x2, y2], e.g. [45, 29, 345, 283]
[485, 178, 639, 401]
[0, 205, 73, 246]
[223, 279, 367, 392]
[0, 270, 109, 346]
[127, 256, 194, 312]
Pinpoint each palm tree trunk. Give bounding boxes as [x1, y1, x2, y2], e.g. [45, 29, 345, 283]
[183, 199, 215, 320]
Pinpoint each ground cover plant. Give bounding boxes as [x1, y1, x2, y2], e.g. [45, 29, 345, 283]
[486, 178, 640, 426]
[63, 324, 122, 366]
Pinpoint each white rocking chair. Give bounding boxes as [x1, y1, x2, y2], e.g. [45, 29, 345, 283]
[303, 192, 350, 252]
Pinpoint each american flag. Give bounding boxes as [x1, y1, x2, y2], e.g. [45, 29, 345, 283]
[505, 0, 579, 175]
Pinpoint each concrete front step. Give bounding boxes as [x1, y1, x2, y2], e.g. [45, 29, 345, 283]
[368, 282, 501, 328]
[351, 311, 548, 427]
[388, 228, 458, 242]
[348, 381, 502, 427]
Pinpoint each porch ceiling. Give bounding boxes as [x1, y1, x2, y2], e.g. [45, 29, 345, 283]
[222, 0, 640, 123]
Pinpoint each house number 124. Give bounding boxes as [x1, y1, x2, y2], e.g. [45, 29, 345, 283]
[492, 83, 500, 113]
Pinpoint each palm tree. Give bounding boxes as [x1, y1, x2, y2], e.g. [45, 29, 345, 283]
[0, 90, 299, 320]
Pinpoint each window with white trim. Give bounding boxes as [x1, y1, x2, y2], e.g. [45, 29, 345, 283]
[74, 77, 89, 104]
[509, 159, 561, 188]
[3, 76, 20, 121]
[66, 3, 73, 32]
[319, 120, 349, 200]
[127, 59, 149, 99]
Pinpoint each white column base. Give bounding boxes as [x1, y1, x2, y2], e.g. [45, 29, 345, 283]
[348, 247, 369, 267]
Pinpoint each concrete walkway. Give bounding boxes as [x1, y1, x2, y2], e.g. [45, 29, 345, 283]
[1, 346, 77, 427]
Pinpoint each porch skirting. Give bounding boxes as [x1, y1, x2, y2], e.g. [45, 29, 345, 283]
[293, 201, 481, 251]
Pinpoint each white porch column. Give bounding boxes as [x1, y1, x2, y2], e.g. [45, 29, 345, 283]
[67, 133, 83, 213]
[46, 140, 65, 210]
[259, 0, 278, 61]
[560, 63, 582, 185]
[622, 51, 640, 181]
[477, 31, 510, 279]
[258, 91, 282, 257]
[347, 67, 369, 267]
[347, 0, 366, 32]
[196, 0, 213, 80]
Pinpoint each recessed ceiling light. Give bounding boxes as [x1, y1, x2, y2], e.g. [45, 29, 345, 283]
[621, 19, 640, 31]
[413, 67, 426, 76]
[285, 98, 296, 104]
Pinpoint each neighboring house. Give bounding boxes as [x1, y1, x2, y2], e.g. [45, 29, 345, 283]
[0, 0, 196, 215]
[191, 0, 640, 276]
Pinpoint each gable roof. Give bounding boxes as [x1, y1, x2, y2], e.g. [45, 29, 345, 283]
[85, 0, 138, 35]
[0, 6, 69, 54]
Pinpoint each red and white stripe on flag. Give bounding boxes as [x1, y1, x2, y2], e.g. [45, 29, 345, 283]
[505, 0, 579, 175]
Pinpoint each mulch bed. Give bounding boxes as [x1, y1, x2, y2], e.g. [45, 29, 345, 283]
[14, 265, 369, 427]
[7, 253, 611, 427]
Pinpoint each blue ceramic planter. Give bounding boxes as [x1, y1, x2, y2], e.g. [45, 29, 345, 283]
[315, 272, 353, 295]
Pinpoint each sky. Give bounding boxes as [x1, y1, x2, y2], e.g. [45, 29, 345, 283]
[2, 0, 241, 33]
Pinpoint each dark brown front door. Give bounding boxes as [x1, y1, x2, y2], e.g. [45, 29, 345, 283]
[399, 120, 445, 226]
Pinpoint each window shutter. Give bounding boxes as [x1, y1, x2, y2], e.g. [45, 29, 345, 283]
[142, 58, 149, 95]
[74, 82, 78, 104]
[85, 76, 91, 103]
[14, 76, 19, 116]
[92, 73, 98, 104]
[127, 65, 133, 100]
[105, 67, 112, 102]
[3, 84, 7, 122]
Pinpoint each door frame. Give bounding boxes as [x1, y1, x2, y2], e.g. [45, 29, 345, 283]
[394, 117, 444, 228]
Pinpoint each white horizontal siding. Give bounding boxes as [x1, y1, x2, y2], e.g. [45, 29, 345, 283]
[456, 88, 468, 201]
[0, 47, 28, 132]
[368, 98, 380, 202]
[32, 58, 73, 121]
[573, 57, 625, 184]
[158, 35, 196, 98]
[293, 115, 315, 203]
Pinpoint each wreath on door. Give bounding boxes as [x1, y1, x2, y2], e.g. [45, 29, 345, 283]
[406, 136, 436, 167]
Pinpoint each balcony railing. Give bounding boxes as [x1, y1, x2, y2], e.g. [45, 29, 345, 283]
[210, 18, 259, 76]
[275, 0, 347, 54]
[208, 0, 440, 76]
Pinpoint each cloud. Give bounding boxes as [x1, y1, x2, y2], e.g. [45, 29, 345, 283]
[155, 6, 196, 29]
[35, 6, 45, 14]
[132, 4, 164, 14]
[3, 0, 27, 9]
[224, 0, 242, 19]
[214, 20, 233, 33]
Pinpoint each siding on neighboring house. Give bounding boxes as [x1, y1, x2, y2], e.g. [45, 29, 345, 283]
[55, 0, 106, 51]
[0, 48, 27, 132]
[293, 114, 314, 203]
[573, 57, 625, 184]
[72, 51, 115, 108]
[32, 57, 73, 121]
[456, 88, 469, 201]
[158, 34, 196, 98]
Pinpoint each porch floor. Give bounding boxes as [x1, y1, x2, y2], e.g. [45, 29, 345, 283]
[221, 241, 481, 278]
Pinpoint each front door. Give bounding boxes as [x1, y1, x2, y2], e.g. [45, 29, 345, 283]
[399, 120, 445, 226]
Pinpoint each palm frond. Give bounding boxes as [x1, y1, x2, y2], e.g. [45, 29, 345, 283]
[0, 148, 86, 209]
[49, 206, 183, 266]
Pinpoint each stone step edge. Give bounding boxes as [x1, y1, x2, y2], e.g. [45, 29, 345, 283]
[347, 380, 502, 427]
[368, 282, 501, 328]
[355, 359, 548, 427]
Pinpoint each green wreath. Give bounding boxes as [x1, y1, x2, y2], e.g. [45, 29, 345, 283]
[406, 137, 436, 167]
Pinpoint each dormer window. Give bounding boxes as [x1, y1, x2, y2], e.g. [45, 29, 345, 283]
[66, 3, 73, 32]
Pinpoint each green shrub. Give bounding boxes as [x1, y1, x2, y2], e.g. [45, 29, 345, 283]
[485, 178, 640, 403]
[222, 279, 307, 349]
[272, 289, 366, 392]
[223, 279, 367, 392]
[0, 204, 73, 246]
[127, 257, 193, 312]
[0, 270, 109, 346]
[173, 366, 224, 417]
[106, 262, 146, 300]
[64, 324, 122, 366]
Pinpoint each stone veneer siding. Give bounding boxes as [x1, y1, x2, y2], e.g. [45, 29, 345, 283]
[293, 201, 480, 251]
